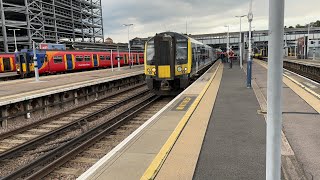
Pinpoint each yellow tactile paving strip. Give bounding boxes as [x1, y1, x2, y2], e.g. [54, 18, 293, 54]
[141, 63, 223, 180]
[254, 59, 320, 113]
[154, 63, 223, 180]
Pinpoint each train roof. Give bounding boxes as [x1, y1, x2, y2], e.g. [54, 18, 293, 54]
[147, 31, 212, 49]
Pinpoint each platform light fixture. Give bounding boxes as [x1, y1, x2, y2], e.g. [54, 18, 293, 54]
[123, 24, 134, 68]
[235, 15, 246, 69]
[8, 28, 20, 52]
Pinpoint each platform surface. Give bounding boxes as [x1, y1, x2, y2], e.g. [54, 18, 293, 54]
[155, 63, 266, 180]
[284, 58, 320, 67]
[254, 60, 320, 179]
[79, 59, 320, 180]
[0, 66, 143, 106]
[78, 62, 221, 180]
[193, 65, 266, 179]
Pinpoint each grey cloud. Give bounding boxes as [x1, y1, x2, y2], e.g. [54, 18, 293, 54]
[102, 0, 319, 42]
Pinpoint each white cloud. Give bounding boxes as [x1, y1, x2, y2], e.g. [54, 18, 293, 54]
[101, 0, 320, 43]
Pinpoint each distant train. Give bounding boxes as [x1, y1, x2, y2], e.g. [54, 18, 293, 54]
[0, 53, 16, 73]
[15, 50, 144, 77]
[145, 32, 218, 95]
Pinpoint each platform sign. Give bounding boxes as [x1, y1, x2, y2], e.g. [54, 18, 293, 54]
[39, 43, 66, 50]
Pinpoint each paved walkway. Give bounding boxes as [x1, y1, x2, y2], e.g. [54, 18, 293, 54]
[193, 64, 266, 179]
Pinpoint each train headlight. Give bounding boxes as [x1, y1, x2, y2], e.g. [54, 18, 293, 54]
[184, 67, 188, 71]
[177, 66, 182, 72]
[152, 68, 156, 72]
[147, 68, 151, 72]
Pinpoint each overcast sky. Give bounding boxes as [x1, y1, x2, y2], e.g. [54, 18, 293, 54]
[101, 0, 319, 43]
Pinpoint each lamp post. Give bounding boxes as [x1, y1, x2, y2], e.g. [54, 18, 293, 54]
[224, 25, 230, 64]
[123, 24, 134, 68]
[247, 0, 253, 88]
[8, 29, 20, 52]
[267, 0, 284, 179]
[235, 15, 246, 69]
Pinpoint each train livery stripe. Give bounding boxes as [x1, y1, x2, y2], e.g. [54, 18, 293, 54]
[187, 38, 192, 74]
[0, 58, 4, 72]
[64, 54, 67, 71]
[141, 62, 222, 180]
[144, 42, 148, 74]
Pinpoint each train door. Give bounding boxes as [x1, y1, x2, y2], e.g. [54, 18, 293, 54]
[66, 54, 73, 70]
[154, 34, 174, 79]
[124, 54, 128, 65]
[3, 58, 11, 71]
[93, 54, 98, 67]
[137, 54, 140, 64]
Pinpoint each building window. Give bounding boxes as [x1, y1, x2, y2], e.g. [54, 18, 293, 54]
[76, 56, 83, 62]
[53, 56, 63, 63]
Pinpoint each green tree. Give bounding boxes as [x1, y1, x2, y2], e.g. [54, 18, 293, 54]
[295, 24, 305, 28]
[313, 20, 320, 27]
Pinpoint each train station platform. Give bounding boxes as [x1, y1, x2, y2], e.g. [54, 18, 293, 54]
[0, 66, 143, 106]
[78, 61, 269, 180]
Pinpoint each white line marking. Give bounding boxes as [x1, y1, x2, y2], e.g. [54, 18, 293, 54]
[285, 69, 320, 86]
[303, 82, 317, 89]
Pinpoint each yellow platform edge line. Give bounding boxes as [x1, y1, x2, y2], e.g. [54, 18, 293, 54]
[140, 62, 223, 180]
[254, 59, 320, 113]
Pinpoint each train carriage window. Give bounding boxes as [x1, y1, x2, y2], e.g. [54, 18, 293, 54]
[76, 56, 83, 62]
[84, 56, 91, 62]
[106, 56, 111, 60]
[100, 55, 105, 60]
[53, 56, 63, 63]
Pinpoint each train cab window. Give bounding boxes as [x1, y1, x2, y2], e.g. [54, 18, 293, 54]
[53, 56, 63, 63]
[146, 40, 155, 65]
[100, 55, 105, 60]
[84, 56, 91, 62]
[76, 56, 83, 62]
[106, 56, 111, 60]
[176, 39, 188, 64]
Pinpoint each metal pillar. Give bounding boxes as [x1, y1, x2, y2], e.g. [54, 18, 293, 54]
[236, 15, 246, 69]
[267, 0, 284, 179]
[52, 0, 58, 43]
[117, 46, 120, 71]
[247, 0, 253, 88]
[33, 41, 40, 82]
[111, 50, 114, 71]
[0, 0, 8, 52]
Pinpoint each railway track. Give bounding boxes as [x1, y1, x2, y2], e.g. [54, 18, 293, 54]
[1, 93, 171, 179]
[0, 84, 153, 178]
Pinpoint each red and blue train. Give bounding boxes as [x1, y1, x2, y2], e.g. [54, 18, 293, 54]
[15, 49, 144, 77]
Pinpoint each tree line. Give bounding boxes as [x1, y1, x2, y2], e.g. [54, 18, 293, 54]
[285, 20, 320, 28]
